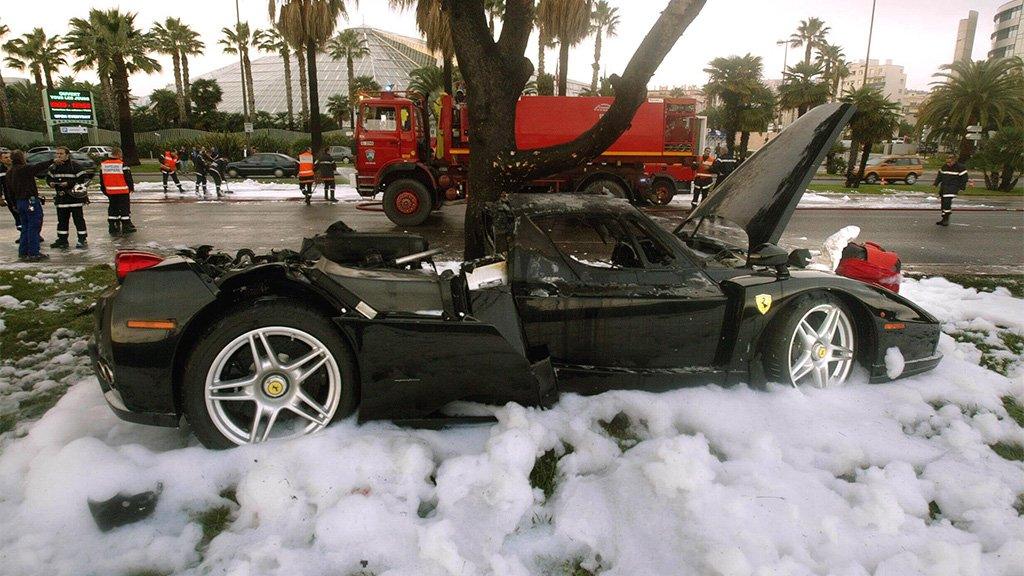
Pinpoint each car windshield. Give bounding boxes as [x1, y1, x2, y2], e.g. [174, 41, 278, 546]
[674, 214, 749, 265]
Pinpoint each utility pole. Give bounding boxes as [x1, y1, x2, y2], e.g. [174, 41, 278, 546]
[863, 0, 877, 87]
[776, 39, 789, 131]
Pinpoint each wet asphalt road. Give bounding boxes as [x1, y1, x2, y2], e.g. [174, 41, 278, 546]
[1, 197, 1022, 274]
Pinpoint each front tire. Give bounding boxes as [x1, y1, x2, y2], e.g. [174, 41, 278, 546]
[383, 179, 432, 226]
[904, 173, 917, 185]
[581, 178, 629, 199]
[228, 168, 239, 178]
[864, 173, 879, 184]
[182, 299, 357, 449]
[651, 177, 676, 205]
[762, 293, 856, 388]
[273, 168, 285, 178]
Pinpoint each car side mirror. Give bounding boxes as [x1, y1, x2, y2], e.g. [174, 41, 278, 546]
[749, 243, 790, 278]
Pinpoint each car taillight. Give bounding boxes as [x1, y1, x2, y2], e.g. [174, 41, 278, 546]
[115, 251, 164, 281]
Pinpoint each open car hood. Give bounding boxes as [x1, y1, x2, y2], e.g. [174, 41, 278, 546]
[681, 102, 856, 251]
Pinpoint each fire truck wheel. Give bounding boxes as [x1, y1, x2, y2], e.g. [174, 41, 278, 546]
[581, 178, 628, 200]
[383, 179, 432, 226]
[651, 177, 676, 205]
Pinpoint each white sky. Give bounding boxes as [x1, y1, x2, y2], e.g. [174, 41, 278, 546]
[0, 0, 1003, 97]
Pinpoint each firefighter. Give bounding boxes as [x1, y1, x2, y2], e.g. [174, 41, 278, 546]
[160, 149, 185, 195]
[315, 146, 337, 202]
[0, 150, 21, 241]
[204, 149, 224, 198]
[46, 147, 92, 249]
[99, 148, 136, 235]
[298, 147, 315, 205]
[193, 147, 209, 197]
[711, 146, 738, 185]
[691, 147, 715, 208]
[933, 154, 968, 226]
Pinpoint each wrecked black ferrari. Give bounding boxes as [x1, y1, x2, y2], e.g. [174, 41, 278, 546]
[89, 103, 941, 448]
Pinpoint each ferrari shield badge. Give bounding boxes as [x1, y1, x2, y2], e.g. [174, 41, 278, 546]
[755, 294, 772, 315]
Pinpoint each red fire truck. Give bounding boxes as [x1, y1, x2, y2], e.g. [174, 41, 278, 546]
[354, 92, 705, 226]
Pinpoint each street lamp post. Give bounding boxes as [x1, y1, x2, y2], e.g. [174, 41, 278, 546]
[776, 39, 789, 131]
[863, 0, 877, 86]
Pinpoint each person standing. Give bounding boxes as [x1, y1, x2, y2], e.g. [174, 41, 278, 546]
[0, 150, 21, 242]
[933, 154, 968, 226]
[46, 147, 91, 249]
[315, 146, 337, 202]
[7, 150, 53, 261]
[711, 146, 738, 187]
[193, 147, 209, 197]
[204, 149, 224, 198]
[298, 147, 315, 205]
[161, 149, 185, 195]
[99, 148, 137, 235]
[690, 147, 716, 208]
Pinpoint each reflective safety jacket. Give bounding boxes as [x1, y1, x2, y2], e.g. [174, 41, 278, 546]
[99, 159, 132, 196]
[933, 162, 968, 196]
[161, 151, 179, 173]
[693, 155, 716, 188]
[46, 161, 93, 208]
[712, 154, 738, 181]
[298, 151, 315, 182]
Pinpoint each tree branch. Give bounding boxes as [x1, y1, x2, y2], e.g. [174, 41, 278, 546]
[513, 0, 707, 181]
[497, 0, 534, 63]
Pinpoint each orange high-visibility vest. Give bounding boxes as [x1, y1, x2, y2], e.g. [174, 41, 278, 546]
[695, 156, 716, 178]
[298, 151, 314, 178]
[161, 151, 177, 172]
[100, 158, 130, 195]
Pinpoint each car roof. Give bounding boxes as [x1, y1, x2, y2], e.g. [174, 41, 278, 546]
[504, 193, 638, 218]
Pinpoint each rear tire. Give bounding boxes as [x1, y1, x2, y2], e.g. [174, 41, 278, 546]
[182, 299, 357, 449]
[762, 293, 857, 388]
[228, 168, 239, 178]
[651, 177, 676, 205]
[904, 173, 917, 185]
[581, 178, 628, 200]
[273, 168, 285, 178]
[383, 179, 432, 226]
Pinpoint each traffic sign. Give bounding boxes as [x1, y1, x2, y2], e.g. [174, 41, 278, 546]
[244, 122, 254, 133]
[59, 126, 89, 134]
[966, 133, 982, 140]
[967, 125, 982, 132]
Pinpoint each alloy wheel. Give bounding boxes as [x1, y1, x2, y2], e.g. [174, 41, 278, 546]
[786, 303, 855, 388]
[204, 326, 342, 445]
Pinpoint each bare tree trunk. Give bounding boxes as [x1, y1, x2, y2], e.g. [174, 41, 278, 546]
[182, 53, 194, 122]
[347, 55, 356, 128]
[98, 74, 116, 130]
[739, 131, 750, 159]
[591, 27, 602, 92]
[855, 140, 873, 188]
[844, 140, 860, 187]
[172, 51, 187, 126]
[282, 48, 295, 129]
[238, 48, 249, 121]
[296, 46, 310, 129]
[0, 70, 11, 126]
[307, 42, 323, 151]
[244, 47, 257, 120]
[112, 55, 139, 165]
[537, 34, 546, 76]
[44, 66, 54, 92]
[557, 41, 570, 96]
[443, 55, 454, 95]
[450, 0, 707, 258]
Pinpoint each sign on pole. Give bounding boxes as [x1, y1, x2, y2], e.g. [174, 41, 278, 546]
[966, 125, 982, 133]
[59, 126, 89, 135]
[966, 133, 983, 140]
[244, 122, 254, 134]
[46, 91, 95, 124]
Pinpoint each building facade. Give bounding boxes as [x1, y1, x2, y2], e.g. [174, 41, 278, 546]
[899, 90, 931, 128]
[841, 59, 908, 103]
[954, 10, 979, 63]
[990, 0, 1024, 59]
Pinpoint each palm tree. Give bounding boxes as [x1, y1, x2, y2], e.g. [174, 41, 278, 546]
[220, 22, 256, 122]
[269, 0, 350, 152]
[64, 19, 116, 128]
[588, 0, 619, 93]
[327, 29, 370, 128]
[537, 0, 593, 96]
[789, 17, 830, 66]
[841, 86, 901, 187]
[5, 28, 65, 92]
[254, 28, 296, 129]
[735, 82, 776, 159]
[918, 58, 1024, 160]
[389, 1, 456, 94]
[778, 61, 829, 117]
[536, 16, 556, 77]
[814, 42, 848, 101]
[175, 22, 204, 123]
[325, 93, 349, 128]
[485, 0, 505, 36]
[703, 54, 765, 154]
[151, 18, 191, 125]
[66, 9, 159, 165]
[293, 42, 310, 128]
[350, 75, 381, 96]
[0, 22, 12, 126]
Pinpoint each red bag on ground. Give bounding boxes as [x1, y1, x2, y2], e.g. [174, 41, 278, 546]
[836, 241, 902, 293]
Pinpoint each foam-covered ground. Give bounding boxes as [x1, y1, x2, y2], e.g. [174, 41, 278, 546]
[0, 276, 1022, 576]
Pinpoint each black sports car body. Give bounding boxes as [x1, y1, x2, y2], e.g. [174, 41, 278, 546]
[89, 103, 942, 447]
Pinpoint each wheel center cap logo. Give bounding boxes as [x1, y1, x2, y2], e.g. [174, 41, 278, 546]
[263, 376, 288, 398]
[816, 346, 828, 359]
